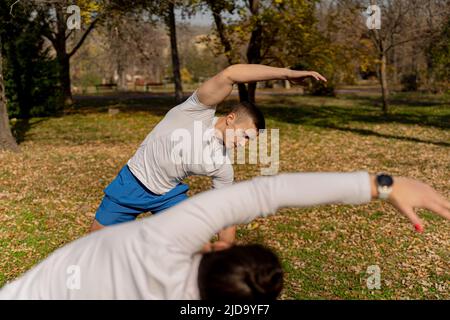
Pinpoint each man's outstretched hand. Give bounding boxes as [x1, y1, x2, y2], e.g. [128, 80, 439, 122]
[371, 176, 450, 232]
[287, 70, 328, 84]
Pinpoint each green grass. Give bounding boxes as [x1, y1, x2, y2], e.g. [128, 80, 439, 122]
[0, 89, 449, 299]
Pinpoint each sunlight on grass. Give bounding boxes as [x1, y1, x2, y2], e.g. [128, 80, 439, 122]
[1, 92, 449, 299]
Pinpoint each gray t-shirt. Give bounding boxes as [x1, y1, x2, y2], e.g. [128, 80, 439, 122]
[0, 171, 371, 299]
[127, 91, 234, 195]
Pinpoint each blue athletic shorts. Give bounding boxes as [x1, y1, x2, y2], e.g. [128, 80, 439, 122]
[95, 165, 189, 226]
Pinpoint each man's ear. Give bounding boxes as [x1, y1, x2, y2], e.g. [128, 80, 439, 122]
[226, 112, 236, 125]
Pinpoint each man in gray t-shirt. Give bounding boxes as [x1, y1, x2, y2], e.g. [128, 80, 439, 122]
[91, 64, 327, 243]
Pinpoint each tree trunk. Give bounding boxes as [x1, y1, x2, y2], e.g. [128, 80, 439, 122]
[207, 0, 249, 102]
[411, 41, 419, 91]
[166, 2, 183, 103]
[247, 83, 257, 104]
[425, 52, 435, 93]
[59, 54, 73, 105]
[246, 0, 263, 103]
[49, 3, 99, 106]
[55, 4, 73, 106]
[0, 41, 19, 152]
[117, 61, 127, 91]
[379, 53, 389, 114]
[237, 84, 249, 102]
[390, 33, 398, 86]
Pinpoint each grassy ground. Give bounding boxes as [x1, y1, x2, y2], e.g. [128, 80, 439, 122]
[0, 89, 449, 299]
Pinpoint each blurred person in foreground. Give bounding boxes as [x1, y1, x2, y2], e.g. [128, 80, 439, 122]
[1, 170, 448, 299]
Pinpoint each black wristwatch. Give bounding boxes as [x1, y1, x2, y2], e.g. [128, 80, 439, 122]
[376, 174, 394, 200]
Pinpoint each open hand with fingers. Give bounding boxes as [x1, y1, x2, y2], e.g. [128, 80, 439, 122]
[287, 70, 328, 84]
[372, 175, 450, 232]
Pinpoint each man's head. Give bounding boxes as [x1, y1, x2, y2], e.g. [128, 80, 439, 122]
[217, 102, 265, 149]
[198, 244, 283, 301]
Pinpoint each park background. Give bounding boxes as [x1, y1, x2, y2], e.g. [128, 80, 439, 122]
[0, 0, 449, 299]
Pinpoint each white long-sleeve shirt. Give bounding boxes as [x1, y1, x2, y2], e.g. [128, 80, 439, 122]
[0, 171, 371, 299]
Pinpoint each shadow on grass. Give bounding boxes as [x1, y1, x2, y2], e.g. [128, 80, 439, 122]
[260, 105, 450, 147]
[72, 93, 181, 117]
[11, 118, 48, 144]
[70, 92, 449, 147]
[318, 123, 449, 147]
[340, 93, 449, 108]
[262, 104, 450, 127]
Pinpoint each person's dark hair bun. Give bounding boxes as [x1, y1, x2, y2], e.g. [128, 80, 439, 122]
[198, 244, 283, 301]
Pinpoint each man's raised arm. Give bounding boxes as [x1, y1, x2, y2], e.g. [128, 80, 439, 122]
[197, 64, 327, 106]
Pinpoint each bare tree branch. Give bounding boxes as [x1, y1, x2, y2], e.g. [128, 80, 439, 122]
[68, 16, 100, 58]
[65, 29, 74, 40]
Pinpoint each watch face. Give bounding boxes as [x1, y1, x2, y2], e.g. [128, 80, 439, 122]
[377, 174, 393, 187]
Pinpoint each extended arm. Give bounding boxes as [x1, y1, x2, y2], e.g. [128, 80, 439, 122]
[146, 171, 449, 255]
[196, 64, 327, 106]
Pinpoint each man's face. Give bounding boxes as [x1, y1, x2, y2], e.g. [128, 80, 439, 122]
[221, 113, 258, 149]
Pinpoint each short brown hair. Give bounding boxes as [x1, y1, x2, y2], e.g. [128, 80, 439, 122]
[230, 102, 266, 131]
